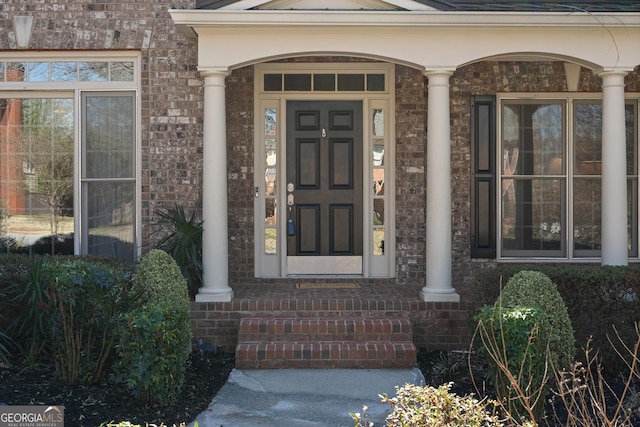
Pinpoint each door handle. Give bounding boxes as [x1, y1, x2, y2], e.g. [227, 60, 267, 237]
[287, 194, 294, 206]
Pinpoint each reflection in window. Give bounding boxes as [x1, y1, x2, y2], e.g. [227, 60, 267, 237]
[500, 99, 638, 258]
[28, 62, 49, 82]
[265, 228, 276, 255]
[265, 108, 277, 136]
[7, 63, 26, 82]
[372, 109, 384, 137]
[80, 62, 109, 82]
[501, 102, 565, 256]
[52, 62, 78, 82]
[265, 168, 276, 196]
[111, 62, 134, 82]
[86, 181, 134, 259]
[264, 107, 277, 255]
[0, 97, 74, 255]
[373, 229, 384, 255]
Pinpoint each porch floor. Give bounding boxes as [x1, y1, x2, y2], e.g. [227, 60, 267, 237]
[228, 281, 426, 307]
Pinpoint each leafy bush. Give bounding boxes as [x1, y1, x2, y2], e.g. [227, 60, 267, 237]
[378, 383, 502, 427]
[472, 264, 639, 374]
[475, 305, 548, 423]
[112, 249, 191, 406]
[45, 259, 130, 384]
[111, 303, 191, 406]
[131, 249, 190, 312]
[152, 205, 203, 298]
[501, 270, 575, 372]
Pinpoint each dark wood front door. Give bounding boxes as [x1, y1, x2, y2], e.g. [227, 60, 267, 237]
[286, 101, 363, 272]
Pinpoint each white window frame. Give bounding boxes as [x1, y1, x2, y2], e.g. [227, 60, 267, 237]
[253, 62, 396, 278]
[0, 51, 141, 259]
[497, 93, 640, 262]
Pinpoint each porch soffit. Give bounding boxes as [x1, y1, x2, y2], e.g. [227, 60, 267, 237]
[169, 9, 640, 73]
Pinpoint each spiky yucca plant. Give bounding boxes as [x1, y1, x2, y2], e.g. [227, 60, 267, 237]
[153, 204, 203, 298]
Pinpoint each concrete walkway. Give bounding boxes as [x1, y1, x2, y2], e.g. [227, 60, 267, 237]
[189, 368, 425, 427]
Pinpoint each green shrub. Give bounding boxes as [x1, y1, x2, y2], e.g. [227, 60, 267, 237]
[45, 259, 130, 384]
[472, 264, 640, 374]
[112, 249, 191, 406]
[475, 305, 548, 423]
[111, 302, 191, 406]
[131, 249, 190, 312]
[501, 270, 575, 372]
[378, 383, 503, 427]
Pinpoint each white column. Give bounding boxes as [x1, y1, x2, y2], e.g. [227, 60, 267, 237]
[421, 70, 460, 302]
[598, 70, 629, 266]
[196, 69, 234, 302]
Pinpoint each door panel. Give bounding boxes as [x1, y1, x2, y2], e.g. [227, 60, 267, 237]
[286, 101, 363, 263]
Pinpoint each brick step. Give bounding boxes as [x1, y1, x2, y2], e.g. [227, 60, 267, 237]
[238, 317, 413, 343]
[235, 316, 417, 369]
[235, 341, 416, 369]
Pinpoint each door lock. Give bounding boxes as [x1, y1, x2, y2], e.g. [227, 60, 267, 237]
[322, 128, 327, 138]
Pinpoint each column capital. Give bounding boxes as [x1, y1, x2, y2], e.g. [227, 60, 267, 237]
[199, 67, 231, 84]
[594, 67, 631, 80]
[423, 68, 456, 79]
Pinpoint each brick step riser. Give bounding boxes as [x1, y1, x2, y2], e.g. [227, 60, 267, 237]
[238, 318, 412, 335]
[238, 332, 414, 343]
[235, 342, 417, 369]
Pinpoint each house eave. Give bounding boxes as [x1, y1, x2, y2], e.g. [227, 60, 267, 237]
[169, 9, 640, 29]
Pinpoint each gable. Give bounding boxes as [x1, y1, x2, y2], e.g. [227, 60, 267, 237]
[196, 0, 640, 12]
[196, 0, 435, 10]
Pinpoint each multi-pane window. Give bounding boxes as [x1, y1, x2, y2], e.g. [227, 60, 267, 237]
[0, 55, 138, 259]
[498, 97, 638, 259]
[0, 97, 75, 255]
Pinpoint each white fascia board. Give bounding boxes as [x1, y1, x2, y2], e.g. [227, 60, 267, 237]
[169, 9, 640, 28]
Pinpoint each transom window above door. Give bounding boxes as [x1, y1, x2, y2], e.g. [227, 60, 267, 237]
[263, 72, 386, 92]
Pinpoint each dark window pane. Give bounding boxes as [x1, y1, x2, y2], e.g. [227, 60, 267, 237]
[264, 74, 282, 91]
[284, 74, 311, 91]
[85, 94, 135, 179]
[337, 74, 364, 91]
[367, 74, 385, 91]
[313, 74, 335, 91]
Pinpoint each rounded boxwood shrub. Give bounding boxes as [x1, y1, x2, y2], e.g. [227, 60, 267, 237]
[501, 270, 576, 372]
[131, 249, 190, 312]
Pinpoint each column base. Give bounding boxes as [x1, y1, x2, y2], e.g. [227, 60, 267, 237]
[420, 288, 460, 303]
[195, 287, 234, 302]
